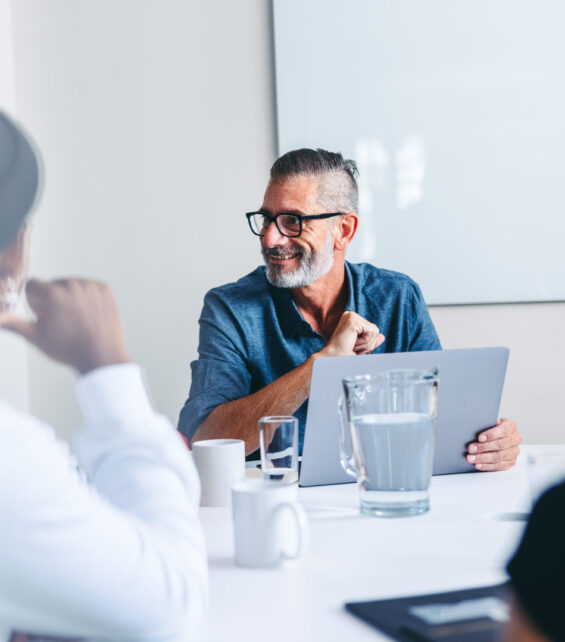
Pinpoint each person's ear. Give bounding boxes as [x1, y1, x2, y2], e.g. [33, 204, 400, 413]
[334, 213, 359, 251]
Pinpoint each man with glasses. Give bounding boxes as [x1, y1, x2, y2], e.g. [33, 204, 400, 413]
[179, 148, 520, 470]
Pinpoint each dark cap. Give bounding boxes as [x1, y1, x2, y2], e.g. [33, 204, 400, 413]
[0, 111, 41, 251]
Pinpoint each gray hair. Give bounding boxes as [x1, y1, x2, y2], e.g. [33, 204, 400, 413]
[270, 148, 359, 214]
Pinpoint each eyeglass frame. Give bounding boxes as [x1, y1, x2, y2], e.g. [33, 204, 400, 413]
[245, 210, 344, 238]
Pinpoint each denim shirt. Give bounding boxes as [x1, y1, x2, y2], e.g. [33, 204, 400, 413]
[179, 262, 441, 455]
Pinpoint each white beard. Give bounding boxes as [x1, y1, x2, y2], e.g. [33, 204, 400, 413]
[262, 227, 335, 288]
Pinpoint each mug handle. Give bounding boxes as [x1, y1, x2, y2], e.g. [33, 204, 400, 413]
[338, 395, 357, 478]
[269, 502, 308, 561]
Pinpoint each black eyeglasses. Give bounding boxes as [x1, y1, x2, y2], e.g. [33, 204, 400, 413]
[246, 211, 343, 238]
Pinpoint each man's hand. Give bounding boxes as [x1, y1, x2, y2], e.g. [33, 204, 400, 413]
[0, 278, 130, 374]
[319, 311, 385, 357]
[466, 418, 522, 471]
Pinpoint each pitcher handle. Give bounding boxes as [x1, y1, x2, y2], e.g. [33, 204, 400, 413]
[338, 395, 357, 478]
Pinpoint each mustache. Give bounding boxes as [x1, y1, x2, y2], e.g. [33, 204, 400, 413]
[262, 245, 305, 259]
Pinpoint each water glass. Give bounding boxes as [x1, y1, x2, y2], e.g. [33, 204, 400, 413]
[259, 416, 299, 484]
[339, 368, 439, 517]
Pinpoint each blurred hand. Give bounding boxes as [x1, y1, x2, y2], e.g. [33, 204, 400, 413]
[319, 310, 385, 357]
[466, 418, 522, 471]
[0, 278, 129, 374]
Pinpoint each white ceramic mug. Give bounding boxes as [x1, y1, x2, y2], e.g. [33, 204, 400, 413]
[231, 481, 308, 568]
[192, 438, 245, 506]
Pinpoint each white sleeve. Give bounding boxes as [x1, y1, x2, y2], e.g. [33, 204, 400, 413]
[0, 364, 208, 641]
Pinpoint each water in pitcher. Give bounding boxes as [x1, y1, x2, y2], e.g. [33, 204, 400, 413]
[351, 411, 435, 516]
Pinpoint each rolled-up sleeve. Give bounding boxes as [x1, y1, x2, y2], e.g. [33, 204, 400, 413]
[408, 282, 442, 351]
[179, 290, 253, 443]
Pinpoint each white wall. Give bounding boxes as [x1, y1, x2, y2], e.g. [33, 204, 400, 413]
[431, 303, 565, 444]
[9, 0, 275, 439]
[0, 0, 30, 413]
[274, 0, 565, 307]
[4, 0, 564, 445]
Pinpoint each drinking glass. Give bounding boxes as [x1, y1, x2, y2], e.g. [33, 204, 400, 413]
[339, 368, 439, 517]
[259, 416, 299, 484]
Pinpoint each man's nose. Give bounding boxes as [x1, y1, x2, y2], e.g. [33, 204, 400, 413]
[261, 219, 287, 246]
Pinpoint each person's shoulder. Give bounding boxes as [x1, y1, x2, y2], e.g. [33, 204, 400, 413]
[534, 480, 565, 518]
[0, 399, 37, 432]
[349, 262, 420, 293]
[0, 401, 68, 457]
[204, 266, 270, 306]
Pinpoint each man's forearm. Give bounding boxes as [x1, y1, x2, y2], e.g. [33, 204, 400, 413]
[192, 353, 319, 455]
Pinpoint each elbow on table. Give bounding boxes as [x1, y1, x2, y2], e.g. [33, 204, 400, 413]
[184, 407, 225, 446]
[178, 399, 223, 447]
[177, 403, 196, 446]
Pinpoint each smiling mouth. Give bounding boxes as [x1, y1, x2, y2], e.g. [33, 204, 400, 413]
[263, 247, 302, 262]
[268, 253, 300, 261]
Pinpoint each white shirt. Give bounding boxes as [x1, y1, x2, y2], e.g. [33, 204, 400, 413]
[0, 364, 208, 641]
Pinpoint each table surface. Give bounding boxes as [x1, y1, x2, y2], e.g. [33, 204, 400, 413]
[196, 446, 549, 642]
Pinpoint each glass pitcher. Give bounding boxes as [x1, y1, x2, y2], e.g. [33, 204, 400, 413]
[339, 368, 439, 517]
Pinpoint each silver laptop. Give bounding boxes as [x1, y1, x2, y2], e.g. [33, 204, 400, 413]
[299, 347, 509, 487]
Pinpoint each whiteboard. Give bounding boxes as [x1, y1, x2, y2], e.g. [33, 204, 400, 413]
[273, 0, 565, 304]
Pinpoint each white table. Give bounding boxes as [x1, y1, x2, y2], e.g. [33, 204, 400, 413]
[197, 448, 542, 641]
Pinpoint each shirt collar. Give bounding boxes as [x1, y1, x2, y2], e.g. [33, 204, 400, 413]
[267, 261, 356, 338]
[344, 261, 355, 312]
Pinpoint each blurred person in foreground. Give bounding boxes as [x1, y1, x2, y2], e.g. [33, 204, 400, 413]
[0, 111, 208, 641]
[504, 480, 565, 642]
